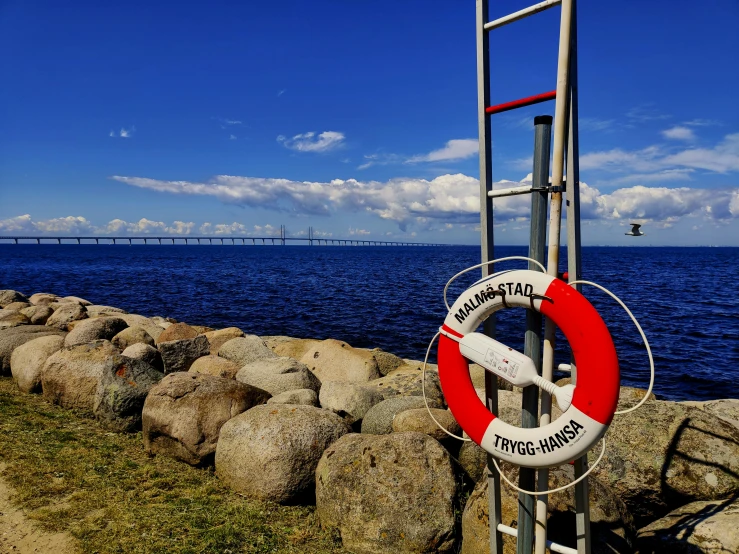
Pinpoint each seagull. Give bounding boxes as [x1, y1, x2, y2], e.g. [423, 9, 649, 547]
[625, 223, 645, 236]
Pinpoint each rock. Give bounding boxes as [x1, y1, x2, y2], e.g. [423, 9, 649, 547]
[19, 305, 54, 324]
[46, 303, 87, 330]
[143, 372, 270, 466]
[111, 325, 155, 350]
[122, 343, 164, 372]
[203, 327, 244, 354]
[0, 311, 30, 330]
[10, 335, 65, 393]
[300, 339, 380, 383]
[370, 348, 405, 376]
[219, 335, 277, 366]
[28, 293, 58, 306]
[0, 325, 66, 375]
[116, 314, 164, 341]
[63, 316, 128, 347]
[235, 357, 321, 395]
[86, 305, 128, 317]
[0, 290, 29, 307]
[155, 322, 199, 344]
[3, 302, 31, 311]
[682, 399, 739, 431]
[93, 355, 163, 432]
[316, 432, 458, 553]
[60, 296, 91, 305]
[636, 497, 739, 553]
[191, 325, 215, 334]
[368, 367, 445, 406]
[265, 336, 320, 360]
[361, 396, 443, 435]
[157, 335, 210, 374]
[457, 441, 488, 483]
[319, 381, 386, 425]
[150, 316, 173, 329]
[40, 340, 120, 411]
[188, 355, 240, 379]
[462, 465, 635, 554]
[590, 400, 739, 526]
[216, 405, 350, 503]
[267, 389, 319, 407]
[392, 408, 462, 442]
[557, 378, 657, 411]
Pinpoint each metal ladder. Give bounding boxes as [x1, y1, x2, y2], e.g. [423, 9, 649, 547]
[476, 1, 587, 554]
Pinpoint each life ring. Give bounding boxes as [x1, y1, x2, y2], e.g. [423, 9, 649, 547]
[437, 269, 619, 468]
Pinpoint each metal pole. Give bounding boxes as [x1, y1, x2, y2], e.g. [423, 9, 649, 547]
[518, 115, 552, 554]
[536, 1, 573, 553]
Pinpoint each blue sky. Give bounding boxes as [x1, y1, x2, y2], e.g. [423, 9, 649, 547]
[1, 0, 738, 245]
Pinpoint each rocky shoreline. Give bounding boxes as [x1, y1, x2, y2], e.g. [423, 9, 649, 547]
[1, 288, 738, 553]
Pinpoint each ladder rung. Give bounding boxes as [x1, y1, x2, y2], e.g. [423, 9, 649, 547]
[488, 185, 539, 198]
[497, 524, 577, 554]
[486, 90, 556, 115]
[484, 0, 562, 32]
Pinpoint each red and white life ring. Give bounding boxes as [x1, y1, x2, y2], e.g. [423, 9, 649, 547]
[438, 269, 620, 468]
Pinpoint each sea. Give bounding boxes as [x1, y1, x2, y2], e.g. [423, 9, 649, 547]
[1, 244, 737, 402]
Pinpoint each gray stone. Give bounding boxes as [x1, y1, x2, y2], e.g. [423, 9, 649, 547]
[368, 367, 445, 406]
[155, 322, 199, 344]
[235, 356, 320, 395]
[85, 304, 128, 317]
[93, 355, 164, 432]
[143, 372, 270, 466]
[157, 335, 210, 374]
[462, 464, 635, 554]
[316, 432, 458, 554]
[0, 311, 30, 330]
[216, 404, 350, 503]
[218, 335, 277, 366]
[0, 290, 29, 307]
[122, 342, 164, 372]
[40, 340, 120, 411]
[150, 316, 174, 329]
[370, 348, 405, 376]
[299, 338, 380, 383]
[361, 396, 443, 435]
[189, 355, 240, 379]
[19, 305, 54, 325]
[681, 398, 739, 431]
[64, 316, 128, 347]
[266, 388, 319, 407]
[457, 441, 488, 483]
[46, 303, 87, 330]
[637, 497, 739, 554]
[319, 381, 386, 425]
[111, 325, 155, 351]
[392, 408, 462, 442]
[10, 335, 65, 393]
[202, 327, 244, 354]
[0, 325, 66, 375]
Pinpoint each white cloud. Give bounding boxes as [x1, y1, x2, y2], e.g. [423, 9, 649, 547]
[349, 227, 370, 236]
[277, 89, 286, 97]
[229, 134, 237, 140]
[683, 119, 721, 127]
[626, 105, 671, 123]
[277, 131, 345, 153]
[661, 126, 695, 141]
[109, 126, 135, 138]
[407, 139, 479, 163]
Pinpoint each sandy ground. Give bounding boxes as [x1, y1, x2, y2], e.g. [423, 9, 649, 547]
[0, 465, 76, 554]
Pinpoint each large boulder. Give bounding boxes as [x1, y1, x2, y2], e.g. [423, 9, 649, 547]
[370, 348, 405, 376]
[155, 322, 198, 344]
[0, 290, 29, 307]
[235, 356, 320, 395]
[300, 339, 381, 383]
[368, 367, 445, 406]
[189, 355, 240, 379]
[10, 335, 65, 393]
[203, 327, 244, 354]
[19, 305, 54, 325]
[0, 310, 30, 330]
[93, 355, 164, 432]
[0, 325, 66, 375]
[265, 336, 320, 360]
[361, 396, 443, 435]
[219, 335, 277, 366]
[28, 293, 58, 306]
[319, 381, 385, 425]
[267, 388, 319, 407]
[157, 335, 210, 374]
[682, 398, 739, 431]
[3, 302, 31, 311]
[461, 464, 635, 554]
[216, 405, 350, 503]
[60, 296, 91, 306]
[116, 314, 164, 341]
[316, 432, 458, 553]
[143, 372, 270, 466]
[636, 497, 739, 553]
[392, 408, 462, 442]
[40, 340, 120, 411]
[46, 303, 87, 330]
[64, 316, 128, 347]
[111, 325, 155, 350]
[590, 400, 739, 526]
[86, 305, 127, 317]
[457, 441, 488, 483]
[122, 343, 164, 372]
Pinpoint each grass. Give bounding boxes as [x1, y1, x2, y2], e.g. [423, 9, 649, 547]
[0, 377, 346, 554]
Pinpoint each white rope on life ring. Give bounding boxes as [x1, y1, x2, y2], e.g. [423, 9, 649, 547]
[437, 269, 620, 469]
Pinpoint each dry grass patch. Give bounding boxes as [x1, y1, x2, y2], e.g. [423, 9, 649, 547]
[0, 377, 345, 554]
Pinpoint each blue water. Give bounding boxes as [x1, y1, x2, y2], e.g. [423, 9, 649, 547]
[1, 245, 738, 402]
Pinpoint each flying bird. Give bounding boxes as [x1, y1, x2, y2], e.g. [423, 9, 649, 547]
[625, 223, 645, 236]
